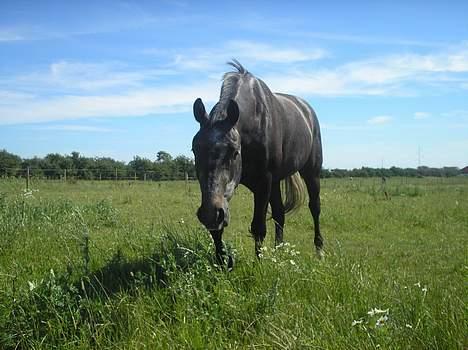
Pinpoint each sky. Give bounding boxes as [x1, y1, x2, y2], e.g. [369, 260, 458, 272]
[0, 0, 467, 169]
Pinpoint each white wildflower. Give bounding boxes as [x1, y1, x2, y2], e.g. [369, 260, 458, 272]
[375, 315, 388, 327]
[405, 323, 413, 329]
[28, 281, 37, 291]
[23, 190, 33, 198]
[289, 259, 296, 266]
[290, 249, 299, 256]
[352, 319, 363, 326]
[422, 286, 428, 294]
[414, 282, 421, 288]
[367, 308, 389, 316]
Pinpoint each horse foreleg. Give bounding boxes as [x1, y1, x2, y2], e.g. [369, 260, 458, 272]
[210, 229, 233, 269]
[251, 174, 272, 257]
[270, 181, 285, 247]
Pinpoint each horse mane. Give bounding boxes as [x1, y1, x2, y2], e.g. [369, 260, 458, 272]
[225, 59, 248, 76]
[210, 60, 251, 121]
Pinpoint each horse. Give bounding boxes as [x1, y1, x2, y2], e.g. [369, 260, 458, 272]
[192, 60, 323, 267]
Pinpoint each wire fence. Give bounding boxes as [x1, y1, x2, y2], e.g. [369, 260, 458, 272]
[0, 167, 195, 182]
[1, 167, 467, 203]
[2, 166, 466, 187]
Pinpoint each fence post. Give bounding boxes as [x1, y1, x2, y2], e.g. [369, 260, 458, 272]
[115, 168, 117, 181]
[99, 172, 102, 181]
[134, 171, 137, 181]
[64, 168, 67, 181]
[26, 167, 30, 191]
[144, 172, 147, 182]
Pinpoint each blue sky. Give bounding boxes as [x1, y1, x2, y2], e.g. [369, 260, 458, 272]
[1, 0, 467, 168]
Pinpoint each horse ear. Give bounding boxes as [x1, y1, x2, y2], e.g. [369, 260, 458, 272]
[226, 99, 239, 127]
[193, 98, 208, 126]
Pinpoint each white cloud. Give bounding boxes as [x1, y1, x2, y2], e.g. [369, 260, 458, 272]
[2, 43, 468, 125]
[414, 112, 430, 120]
[227, 40, 327, 63]
[284, 30, 449, 48]
[367, 116, 392, 125]
[0, 83, 218, 125]
[264, 44, 468, 96]
[342, 46, 468, 87]
[39, 125, 118, 132]
[165, 40, 327, 71]
[7, 61, 178, 93]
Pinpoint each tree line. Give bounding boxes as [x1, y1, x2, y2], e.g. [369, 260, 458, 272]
[0, 149, 195, 180]
[321, 166, 462, 178]
[0, 149, 464, 180]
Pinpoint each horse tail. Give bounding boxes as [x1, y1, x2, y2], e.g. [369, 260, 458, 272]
[282, 172, 306, 214]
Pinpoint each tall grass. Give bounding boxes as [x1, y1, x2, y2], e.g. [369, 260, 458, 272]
[0, 177, 466, 349]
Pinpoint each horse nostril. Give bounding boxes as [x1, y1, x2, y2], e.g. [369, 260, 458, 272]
[216, 208, 225, 226]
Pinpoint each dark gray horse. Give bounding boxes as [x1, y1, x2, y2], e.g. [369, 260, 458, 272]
[192, 60, 323, 267]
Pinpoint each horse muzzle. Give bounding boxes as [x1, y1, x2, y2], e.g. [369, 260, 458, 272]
[197, 204, 229, 231]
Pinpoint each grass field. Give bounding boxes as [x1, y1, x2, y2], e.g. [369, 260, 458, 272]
[0, 177, 466, 349]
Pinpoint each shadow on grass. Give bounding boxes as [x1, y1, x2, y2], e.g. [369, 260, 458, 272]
[0, 231, 219, 349]
[79, 249, 168, 298]
[78, 230, 218, 299]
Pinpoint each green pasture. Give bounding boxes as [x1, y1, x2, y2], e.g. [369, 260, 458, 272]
[0, 177, 466, 349]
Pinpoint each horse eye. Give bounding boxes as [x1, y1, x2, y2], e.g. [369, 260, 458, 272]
[233, 150, 240, 159]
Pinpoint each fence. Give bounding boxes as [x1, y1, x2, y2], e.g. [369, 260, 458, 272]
[0, 167, 194, 186]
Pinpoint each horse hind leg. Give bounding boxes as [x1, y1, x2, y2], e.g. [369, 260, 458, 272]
[300, 166, 324, 258]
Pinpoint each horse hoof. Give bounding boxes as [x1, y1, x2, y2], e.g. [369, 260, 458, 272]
[227, 255, 234, 271]
[316, 248, 325, 260]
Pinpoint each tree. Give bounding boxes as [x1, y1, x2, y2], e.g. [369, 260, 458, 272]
[0, 149, 22, 176]
[156, 151, 172, 163]
[128, 156, 154, 179]
[174, 155, 195, 178]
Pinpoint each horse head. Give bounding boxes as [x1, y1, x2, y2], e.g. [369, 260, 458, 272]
[192, 98, 242, 231]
